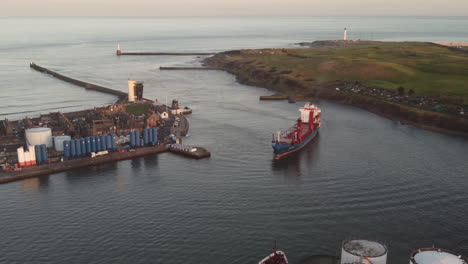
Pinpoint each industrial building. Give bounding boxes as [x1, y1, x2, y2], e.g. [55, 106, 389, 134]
[0, 97, 189, 172]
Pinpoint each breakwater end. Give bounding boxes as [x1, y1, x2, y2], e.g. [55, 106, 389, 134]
[259, 95, 289, 100]
[118, 52, 215, 56]
[30, 62, 127, 99]
[159, 67, 218, 70]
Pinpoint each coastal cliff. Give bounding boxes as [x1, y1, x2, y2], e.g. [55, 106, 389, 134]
[204, 41, 468, 137]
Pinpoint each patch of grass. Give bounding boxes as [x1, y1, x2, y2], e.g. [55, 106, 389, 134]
[125, 103, 151, 116]
[233, 41, 468, 101]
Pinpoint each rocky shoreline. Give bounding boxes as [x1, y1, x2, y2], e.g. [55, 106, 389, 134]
[204, 50, 468, 138]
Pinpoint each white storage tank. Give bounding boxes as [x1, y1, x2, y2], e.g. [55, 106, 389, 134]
[28, 145, 36, 166]
[25, 127, 52, 148]
[54, 136, 71, 152]
[341, 239, 388, 264]
[17, 146, 25, 167]
[410, 248, 467, 264]
[24, 150, 31, 167]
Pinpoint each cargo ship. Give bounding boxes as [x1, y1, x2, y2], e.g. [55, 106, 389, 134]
[272, 103, 321, 160]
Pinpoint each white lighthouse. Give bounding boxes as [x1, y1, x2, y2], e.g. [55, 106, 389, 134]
[344, 28, 348, 41]
[116, 42, 122, 55]
[128, 80, 136, 102]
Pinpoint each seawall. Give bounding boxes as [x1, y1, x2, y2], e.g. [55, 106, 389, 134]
[159, 67, 218, 70]
[118, 52, 215, 56]
[0, 145, 168, 184]
[30, 62, 127, 99]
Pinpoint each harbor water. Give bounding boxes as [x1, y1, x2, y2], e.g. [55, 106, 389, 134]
[1, 17, 468, 263]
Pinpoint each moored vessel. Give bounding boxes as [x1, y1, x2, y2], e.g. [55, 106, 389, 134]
[259, 244, 288, 264]
[272, 103, 321, 160]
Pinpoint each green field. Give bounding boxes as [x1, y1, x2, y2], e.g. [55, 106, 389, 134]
[233, 42, 468, 103]
[125, 103, 152, 116]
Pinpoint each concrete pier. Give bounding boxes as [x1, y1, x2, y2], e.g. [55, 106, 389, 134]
[30, 62, 127, 99]
[0, 145, 168, 184]
[159, 67, 218, 70]
[167, 144, 211, 159]
[259, 95, 289, 100]
[118, 52, 215, 56]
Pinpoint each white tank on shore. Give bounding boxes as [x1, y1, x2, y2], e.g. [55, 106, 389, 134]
[28, 145, 36, 165]
[54, 135, 71, 152]
[17, 146, 25, 167]
[410, 248, 467, 264]
[25, 127, 52, 148]
[341, 239, 388, 264]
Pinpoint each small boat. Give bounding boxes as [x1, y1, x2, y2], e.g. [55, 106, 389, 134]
[259, 243, 288, 264]
[182, 106, 192, 115]
[272, 103, 321, 160]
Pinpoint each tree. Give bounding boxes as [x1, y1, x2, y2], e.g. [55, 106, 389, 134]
[397, 86, 405, 96]
[408, 89, 415, 96]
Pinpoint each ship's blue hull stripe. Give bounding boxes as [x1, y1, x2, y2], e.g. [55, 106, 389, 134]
[272, 128, 319, 158]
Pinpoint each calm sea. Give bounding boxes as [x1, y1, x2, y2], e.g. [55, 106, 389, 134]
[0, 17, 468, 263]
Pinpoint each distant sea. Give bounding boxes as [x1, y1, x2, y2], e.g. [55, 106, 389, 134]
[0, 17, 468, 264]
[1, 16, 467, 120]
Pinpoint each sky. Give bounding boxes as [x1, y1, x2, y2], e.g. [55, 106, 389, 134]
[2, 0, 468, 16]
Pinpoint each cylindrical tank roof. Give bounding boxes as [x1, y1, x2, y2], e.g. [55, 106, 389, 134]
[26, 127, 51, 133]
[54, 135, 71, 152]
[25, 127, 52, 147]
[343, 240, 388, 258]
[411, 248, 467, 264]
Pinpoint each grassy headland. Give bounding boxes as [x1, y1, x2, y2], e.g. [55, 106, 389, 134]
[204, 41, 468, 137]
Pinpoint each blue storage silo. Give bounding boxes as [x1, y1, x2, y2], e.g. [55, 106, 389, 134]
[140, 138, 144, 147]
[148, 128, 153, 144]
[76, 138, 82, 156]
[150, 128, 154, 144]
[142, 129, 148, 146]
[63, 140, 70, 158]
[135, 130, 140, 144]
[35, 145, 42, 164]
[146, 129, 151, 145]
[134, 130, 138, 147]
[130, 130, 135, 147]
[100, 135, 106, 150]
[80, 138, 86, 155]
[91, 137, 96, 152]
[41, 144, 48, 163]
[70, 139, 76, 157]
[106, 135, 112, 150]
[86, 137, 91, 153]
[96, 136, 102, 151]
[111, 134, 117, 149]
[152, 128, 158, 144]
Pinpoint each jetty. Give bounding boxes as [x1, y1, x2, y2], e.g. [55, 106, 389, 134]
[159, 67, 218, 70]
[30, 62, 127, 99]
[259, 94, 290, 100]
[0, 145, 167, 184]
[118, 52, 215, 56]
[167, 144, 211, 159]
[116, 43, 215, 56]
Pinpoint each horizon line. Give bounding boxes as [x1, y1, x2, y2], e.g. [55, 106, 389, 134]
[1, 15, 468, 18]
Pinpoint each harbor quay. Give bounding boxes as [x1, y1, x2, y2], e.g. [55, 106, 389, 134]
[0, 63, 210, 184]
